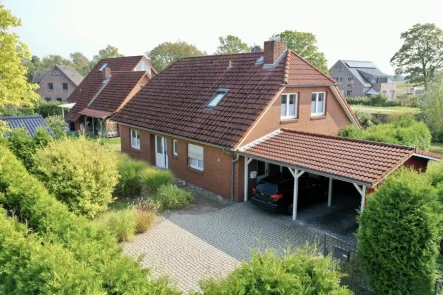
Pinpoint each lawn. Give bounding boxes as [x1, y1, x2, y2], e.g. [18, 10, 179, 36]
[430, 142, 443, 155]
[66, 132, 121, 151]
[350, 105, 420, 114]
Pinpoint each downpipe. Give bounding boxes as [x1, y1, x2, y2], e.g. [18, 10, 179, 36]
[223, 149, 240, 202]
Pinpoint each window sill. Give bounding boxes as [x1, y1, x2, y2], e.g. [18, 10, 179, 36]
[310, 115, 326, 120]
[280, 118, 298, 124]
[188, 166, 204, 175]
[130, 146, 141, 152]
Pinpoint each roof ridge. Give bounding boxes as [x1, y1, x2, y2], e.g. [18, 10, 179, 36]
[179, 52, 261, 60]
[280, 128, 414, 150]
[283, 51, 291, 84]
[288, 50, 335, 84]
[1, 114, 43, 119]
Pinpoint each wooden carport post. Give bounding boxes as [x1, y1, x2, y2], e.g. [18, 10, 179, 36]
[244, 157, 253, 202]
[288, 167, 305, 221]
[328, 178, 333, 206]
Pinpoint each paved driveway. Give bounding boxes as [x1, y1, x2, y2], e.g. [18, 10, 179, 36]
[123, 195, 358, 293]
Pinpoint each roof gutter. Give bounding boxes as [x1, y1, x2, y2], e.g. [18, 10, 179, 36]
[115, 122, 234, 150]
[282, 83, 337, 87]
[237, 151, 372, 188]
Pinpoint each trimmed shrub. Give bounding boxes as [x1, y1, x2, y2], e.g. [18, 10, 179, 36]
[94, 210, 137, 242]
[357, 169, 441, 295]
[134, 208, 157, 234]
[0, 144, 180, 294]
[369, 93, 387, 106]
[152, 185, 194, 211]
[33, 136, 119, 218]
[115, 154, 148, 198]
[346, 96, 371, 105]
[355, 110, 378, 128]
[34, 99, 62, 117]
[6, 128, 36, 170]
[33, 127, 53, 148]
[197, 247, 351, 295]
[140, 168, 174, 194]
[339, 119, 432, 149]
[45, 115, 66, 138]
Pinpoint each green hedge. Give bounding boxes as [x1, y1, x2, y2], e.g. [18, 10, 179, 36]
[357, 169, 441, 295]
[34, 100, 63, 117]
[0, 145, 180, 294]
[339, 119, 432, 149]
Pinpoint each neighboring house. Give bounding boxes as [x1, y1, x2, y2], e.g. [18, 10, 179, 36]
[32, 65, 84, 102]
[1, 115, 53, 137]
[112, 40, 439, 220]
[329, 60, 397, 100]
[64, 56, 156, 137]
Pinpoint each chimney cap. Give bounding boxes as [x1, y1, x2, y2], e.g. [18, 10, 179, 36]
[269, 35, 281, 42]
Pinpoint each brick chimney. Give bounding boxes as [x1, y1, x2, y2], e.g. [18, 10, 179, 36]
[102, 67, 111, 80]
[263, 40, 287, 64]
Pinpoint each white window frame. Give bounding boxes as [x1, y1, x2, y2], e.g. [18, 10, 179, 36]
[311, 92, 326, 117]
[188, 144, 204, 171]
[130, 129, 140, 150]
[173, 140, 178, 156]
[280, 93, 298, 119]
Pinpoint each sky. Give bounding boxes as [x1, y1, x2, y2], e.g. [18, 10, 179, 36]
[4, 0, 443, 74]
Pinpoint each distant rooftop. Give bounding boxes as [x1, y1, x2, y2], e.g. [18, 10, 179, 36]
[1, 115, 53, 137]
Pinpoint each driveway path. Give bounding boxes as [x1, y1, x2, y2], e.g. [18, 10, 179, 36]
[123, 197, 329, 293]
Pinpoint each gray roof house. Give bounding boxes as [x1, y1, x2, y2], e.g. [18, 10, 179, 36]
[32, 64, 84, 102]
[329, 60, 397, 100]
[1, 115, 54, 137]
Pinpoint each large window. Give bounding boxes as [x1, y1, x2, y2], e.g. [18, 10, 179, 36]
[188, 144, 204, 171]
[280, 93, 298, 119]
[311, 92, 326, 116]
[173, 140, 178, 156]
[47, 83, 54, 91]
[131, 129, 140, 149]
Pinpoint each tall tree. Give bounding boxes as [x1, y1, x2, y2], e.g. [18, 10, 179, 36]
[216, 35, 250, 54]
[70, 51, 91, 75]
[147, 41, 205, 72]
[22, 55, 42, 82]
[279, 30, 328, 74]
[420, 72, 443, 140]
[391, 23, 443, 89]
[41, 54, 75, 69]
[0, 4, 39, 107]
[92, 45, 123, 63]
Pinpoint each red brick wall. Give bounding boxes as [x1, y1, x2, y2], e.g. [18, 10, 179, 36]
[264, 41, 287, 64]
[120, 124, 241, 200]
[403, 156, 429, 172]
[239, 86, 352, 146]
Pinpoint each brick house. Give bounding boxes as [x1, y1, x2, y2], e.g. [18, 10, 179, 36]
[64, 56, 156, 136]
[112, 41, 439, 220]
[32, 65, 84, 102]
[329, 60, 397, 100]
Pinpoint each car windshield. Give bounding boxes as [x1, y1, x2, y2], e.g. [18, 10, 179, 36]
[256, 182, 278, 195]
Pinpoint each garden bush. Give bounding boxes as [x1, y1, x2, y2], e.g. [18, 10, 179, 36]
[339, 119, 432, 149]
[0, 104, 34, 116]
[140, 168, 174, 194]
[197, 247, 351, 295]
[94, 210, 137, 242]
[355, 110, 378, 128]
[357, 169, 441, 295]
[0, 145, 180, 294]
[115, 154, 148, 198]
[45, 115, 66, 138]
[34, 99, 62, 117]
[6, 128, 36, 170]
[152, 185, 194, 211]
[134, 207, 157, 234]
[369, 93, 387, 106]
[346, 96, 371, 105]
[33, 136, 119, 218]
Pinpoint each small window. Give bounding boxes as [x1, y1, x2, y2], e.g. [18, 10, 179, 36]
[52, 70, 61, 76]
[375, 78, 380, 83]
[131, 129, 140, 150]
[56, 98, 62, 102]
[173, 140, 178, 156]
[206, 89, 228, 109]
[188, 144, 204, 171]
[346, 91, 352, 97]
[280, 93, 298, 119]
[45, 97, 51, 102]
[338, 64, 342, 69]
[347, 77, 353, 83]
[311, 92, 326, 116]
[48, 83, 54, 91]
[62, 83, 68, 91]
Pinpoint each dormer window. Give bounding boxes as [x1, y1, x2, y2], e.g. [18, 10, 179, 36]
[206, 89, 228, 109]
[281, 93, 298, 119]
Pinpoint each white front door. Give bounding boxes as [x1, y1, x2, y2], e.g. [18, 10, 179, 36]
[155, 135, 168, 169]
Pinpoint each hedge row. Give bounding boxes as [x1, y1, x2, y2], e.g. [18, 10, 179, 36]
[0, 145, 179, 294]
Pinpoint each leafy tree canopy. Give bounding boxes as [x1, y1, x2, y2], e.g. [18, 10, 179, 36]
[391, 23, 443, 89]
[70, 51, 91, 75]
[216, 35, 250, 54]
[420, 72, 443, 140]
[279, 30, 328, 73]
[147, 41, 205, 72]
[0, 4, 39, 107]
[92, 44, 123, 63]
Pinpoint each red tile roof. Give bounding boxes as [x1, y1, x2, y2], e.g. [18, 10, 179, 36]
[65, 56, 148, 122]
[112, 50, 352, 148]
[415, 149, 442, 160]
[239, 129, 417, 187]
[78, 108, 112, 119]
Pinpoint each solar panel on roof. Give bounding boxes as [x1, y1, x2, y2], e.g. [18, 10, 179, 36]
[345, 61, 376, 69]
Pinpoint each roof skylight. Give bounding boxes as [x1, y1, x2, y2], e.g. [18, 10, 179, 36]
[98, 63, 108, 72]
[206, 89, 229, 109]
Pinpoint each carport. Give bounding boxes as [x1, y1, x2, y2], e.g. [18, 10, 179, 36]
[239, 129, 439, 221]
